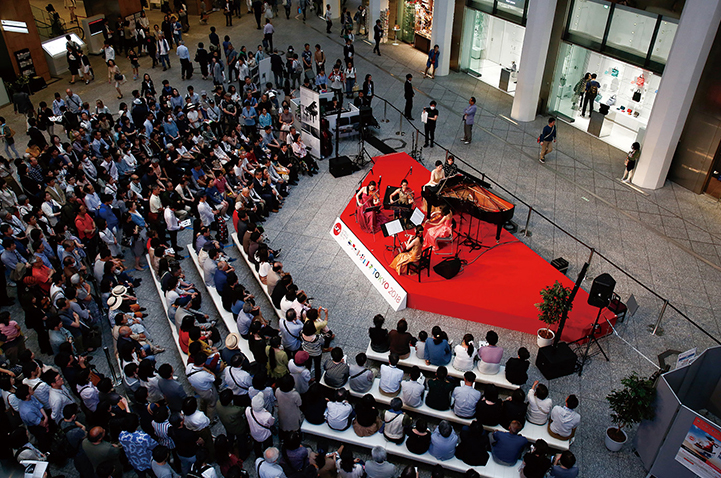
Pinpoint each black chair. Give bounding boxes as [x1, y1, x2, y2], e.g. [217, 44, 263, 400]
[408, 247, 433, 282]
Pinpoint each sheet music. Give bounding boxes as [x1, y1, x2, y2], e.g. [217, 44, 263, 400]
[385, 219, 404, 236]
[410, 208, 425, 226]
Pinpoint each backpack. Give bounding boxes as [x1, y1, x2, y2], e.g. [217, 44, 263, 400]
[294, 60, 303, 74]
[589, 83, 598, 96]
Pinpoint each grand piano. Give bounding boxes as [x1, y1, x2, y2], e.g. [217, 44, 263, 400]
[423, 170, 515, 242]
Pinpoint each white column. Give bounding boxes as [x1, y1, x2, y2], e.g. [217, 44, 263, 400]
[430, 0, 454, 76]
[632, 0, 721, 189]
[327, 0, 341, 20]
[510, 0, 557, 122]
[368, 0, 389, 41]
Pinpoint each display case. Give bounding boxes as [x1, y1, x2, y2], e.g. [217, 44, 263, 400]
[399, 1, 415, 44]
[414, 0, 433, 52]
[41, 33, 85, 77]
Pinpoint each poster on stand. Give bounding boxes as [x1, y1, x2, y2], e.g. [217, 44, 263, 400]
[299, 85, 321, 154]
[675, 417, 721, 478]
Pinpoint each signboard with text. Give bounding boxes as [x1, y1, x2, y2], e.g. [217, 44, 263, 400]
[675, 417, 721, 478]
[330, 217, 407, 311]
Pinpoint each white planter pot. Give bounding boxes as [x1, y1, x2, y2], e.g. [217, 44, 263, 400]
[605, 427, 628, 451]
[537, 329, 555, 348]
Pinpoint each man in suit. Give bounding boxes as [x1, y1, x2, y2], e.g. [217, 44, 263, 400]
[404, 74, 414, 120]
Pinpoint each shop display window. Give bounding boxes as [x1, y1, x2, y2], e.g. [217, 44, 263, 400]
[495, 0, 525, 23]
[605, 5, 657, 63]
[566, 0, 610, 49]
[650, 19, 678, 66]
[415, 0, 433, 40]
[548, 42, 661, 151]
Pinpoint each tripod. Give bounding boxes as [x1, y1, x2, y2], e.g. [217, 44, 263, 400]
[354, 119, 373, 168]
[571, 305, 609, 376]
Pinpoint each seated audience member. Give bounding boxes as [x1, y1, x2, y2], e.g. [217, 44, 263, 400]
[323, 347, 349, 389]
[325, 388, 354, 431]
[288, 351, 311, 396]
[452, 334, 476, 372]
[505, 347, 530, 385]
[548, 395, 580, 441]
[336, 446, 364, 478]
[521, 439, 552, 478]
[348, 353, 374, 394]
[429, 420, 458, 461]
[382, 397, 407, 444]
[424, 326, 451, 366]
[526, 381, 552, 425]
[452, 371, 481, 419]
[365, 446, 397, 478]
[301, 383, 327, 425]
[501, 389, 528, 430]
[405, 418, 432, 455]
[414, 330, 428, 360]
[491, 420, 528, 466]
[369, 314, 390, 353]
[400, 366, 425, 408]
[388, 319, 413, 359]
[477, 330, 504, 375]
[550, 451, 580, 478]
[455, 420, 491, 466]
[379, 353, 403, 396]
[476, 384, 503, 427]
[425, 366, 455, 411]
[256, 447, 285, 478]
[352, 394, 382, 437]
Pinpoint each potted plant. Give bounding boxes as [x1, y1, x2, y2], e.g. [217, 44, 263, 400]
[605, 372, 656, 451]
[534, 280, 572, 347]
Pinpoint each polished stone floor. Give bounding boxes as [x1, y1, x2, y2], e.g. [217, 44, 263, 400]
[3, 2, 721, 477]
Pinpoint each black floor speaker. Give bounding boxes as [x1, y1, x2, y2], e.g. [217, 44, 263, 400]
[588, 273, 616, 308]
[329, 156, 355, 178]
[536, 342, 578, 379]
[433, 257, 461, 279]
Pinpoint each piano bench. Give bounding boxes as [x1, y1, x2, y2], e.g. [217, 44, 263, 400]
[435, 234, 455, 256]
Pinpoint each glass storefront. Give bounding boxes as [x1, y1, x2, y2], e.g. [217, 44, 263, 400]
[396, 0, 434, 52]
[459, 8, 525, 95]
[548, 42, 662, 151]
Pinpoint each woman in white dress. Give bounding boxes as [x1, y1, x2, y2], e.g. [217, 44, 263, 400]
[452, 333, 477, 372]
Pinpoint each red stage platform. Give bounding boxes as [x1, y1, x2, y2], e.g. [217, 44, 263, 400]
[340, 153, 606, 343]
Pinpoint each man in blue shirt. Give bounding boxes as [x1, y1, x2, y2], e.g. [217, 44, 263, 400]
[118, 413, 158, 477]
[16, 383, 52, 451]
[539, 117, 557, 164]
[491, 420, 529, 466]
[98, 194, 119, 232]
[451, 371, 481, 418]
[581, 73, 600, 117]
[462, 96, 477, 144]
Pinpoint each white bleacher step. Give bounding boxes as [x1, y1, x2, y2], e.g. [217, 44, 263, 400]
[231, 232, 285, 321]
[300, 421, 523, 478]
[186, 245, 253, 360]
[147, 255, 189, 364]
[319, 376, 569, 451]
[364, 344, 520, 391]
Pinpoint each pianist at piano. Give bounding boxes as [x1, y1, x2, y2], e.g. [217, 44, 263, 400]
[355, 180, 389, 234]
[422, 161, 446, 216]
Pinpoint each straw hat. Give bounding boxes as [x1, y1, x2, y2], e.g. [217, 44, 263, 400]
[112, 285, 127, 296]
[225, 333, 241, 350]
[107, 295, 122, 310]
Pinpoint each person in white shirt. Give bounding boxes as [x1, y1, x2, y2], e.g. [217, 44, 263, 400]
[548, 394, 580, 441]
[256, 447, 287, 478]
[164, 205, 182, 252]
[452, 334, 477, 372]
[202, 248, 220, 287]
[378, 353, 403, 396]
[45, 371, 78, 423]
[197, 195, 216, 227]
[222, 354, 252, 400]
[23, 363, 51, 410]
[247, 393, 275, 457]
[325, 388, 353, 431]
[185, 356, 217, 419]
[526, 381, 553, 425]
[400, 366, 425, 408]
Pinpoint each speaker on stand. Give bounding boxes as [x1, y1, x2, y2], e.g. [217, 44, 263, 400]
[571, 272, 616, 376]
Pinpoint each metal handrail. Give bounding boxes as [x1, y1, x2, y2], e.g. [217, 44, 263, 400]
[372, 94, 721, 346]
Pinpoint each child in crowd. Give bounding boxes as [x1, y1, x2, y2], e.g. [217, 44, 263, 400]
[415, 330, 428, 360]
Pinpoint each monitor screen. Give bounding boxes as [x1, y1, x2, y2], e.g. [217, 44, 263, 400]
[88, 18, 105, 35]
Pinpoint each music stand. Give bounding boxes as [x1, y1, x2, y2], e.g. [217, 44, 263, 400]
[410, 208, 425, 227]
[382, 219, 405, 252]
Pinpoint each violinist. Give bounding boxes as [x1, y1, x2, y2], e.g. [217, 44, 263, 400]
[355, 180, 387, 233]
[389, 179, 414, 220]
[390, 225, 424, 275]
